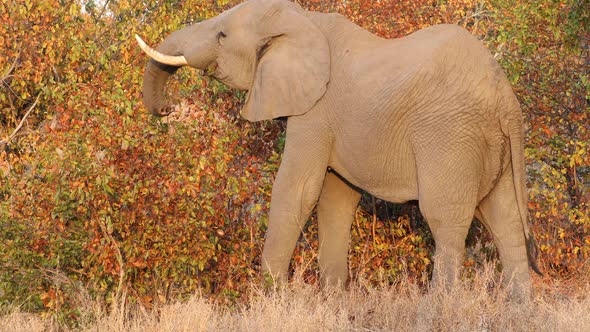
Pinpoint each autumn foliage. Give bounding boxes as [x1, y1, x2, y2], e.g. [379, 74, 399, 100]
[1, 0, 588, 324]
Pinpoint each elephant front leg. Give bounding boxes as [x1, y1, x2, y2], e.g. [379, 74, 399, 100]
[261, 166, 328, 282]
[260, 121, 331, 283]
[317, 172, 361, 288]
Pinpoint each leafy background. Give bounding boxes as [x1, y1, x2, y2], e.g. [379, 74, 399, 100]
[1, 0, 588, 325]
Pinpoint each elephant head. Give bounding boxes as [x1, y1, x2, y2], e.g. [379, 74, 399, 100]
[136, 0, 330, 121]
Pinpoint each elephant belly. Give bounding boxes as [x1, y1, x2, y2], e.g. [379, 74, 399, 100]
[328, 142, 419, 204]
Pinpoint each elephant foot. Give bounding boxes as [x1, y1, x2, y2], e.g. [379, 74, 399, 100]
[430, 250, 464, 292]
[260, 252, 292, 289]
[504, 276, 532, 303]
[320, 274, 349, 291]
[499, 260, 532, 302]
[318, 262, 349, 290]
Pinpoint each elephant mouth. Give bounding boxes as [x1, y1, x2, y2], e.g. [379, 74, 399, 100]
[200, 62, 219, 77]
[200, 62, 230, 83]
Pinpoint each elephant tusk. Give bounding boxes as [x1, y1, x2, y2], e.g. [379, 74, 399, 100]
[135, 34, 189, 67]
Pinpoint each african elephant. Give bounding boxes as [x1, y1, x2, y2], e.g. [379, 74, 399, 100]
[136, 0, 541, 299]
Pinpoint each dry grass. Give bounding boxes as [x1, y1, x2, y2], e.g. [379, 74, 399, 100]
[2, 265, 589, 332]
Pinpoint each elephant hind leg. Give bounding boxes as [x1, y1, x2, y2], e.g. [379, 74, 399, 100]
[475, 168, 531, 300]
[422, 209, 473, 289]
[417, 174, 478, 289]
[317, 172, 361, 288]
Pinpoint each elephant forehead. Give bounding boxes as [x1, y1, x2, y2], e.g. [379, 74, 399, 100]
[216, 0, 303, 31]
[214, 0, 271, 22]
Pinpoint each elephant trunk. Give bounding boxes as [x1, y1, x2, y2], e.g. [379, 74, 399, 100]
[138, 25, 217, 116]
[143, 60, 180, 116]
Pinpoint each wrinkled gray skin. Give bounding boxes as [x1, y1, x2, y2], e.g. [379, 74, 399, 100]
[138, 0, 541, 299]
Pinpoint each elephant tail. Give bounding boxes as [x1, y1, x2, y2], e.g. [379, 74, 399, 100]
[508, 112, 543, 276]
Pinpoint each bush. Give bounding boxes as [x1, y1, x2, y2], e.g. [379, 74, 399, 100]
[1, 0, 588, 325]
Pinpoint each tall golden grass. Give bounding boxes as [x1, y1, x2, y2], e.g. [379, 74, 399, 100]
[2, 263, 589, 332]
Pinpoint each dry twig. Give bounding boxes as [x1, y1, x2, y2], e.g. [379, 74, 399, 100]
[1, 51, 20, 84]
[0, 93, 41, 145]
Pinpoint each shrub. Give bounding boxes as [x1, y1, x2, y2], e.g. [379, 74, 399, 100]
[1, 0, 588, 325]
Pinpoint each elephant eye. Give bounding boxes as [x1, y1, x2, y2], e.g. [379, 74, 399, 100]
[217, 31, 226, 42]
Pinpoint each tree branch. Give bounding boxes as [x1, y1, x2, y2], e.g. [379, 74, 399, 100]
[1, 93, 41, 145]
[1, 50, 20, 84]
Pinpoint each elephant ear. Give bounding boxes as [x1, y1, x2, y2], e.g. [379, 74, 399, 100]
[241, 2, 330, 122]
